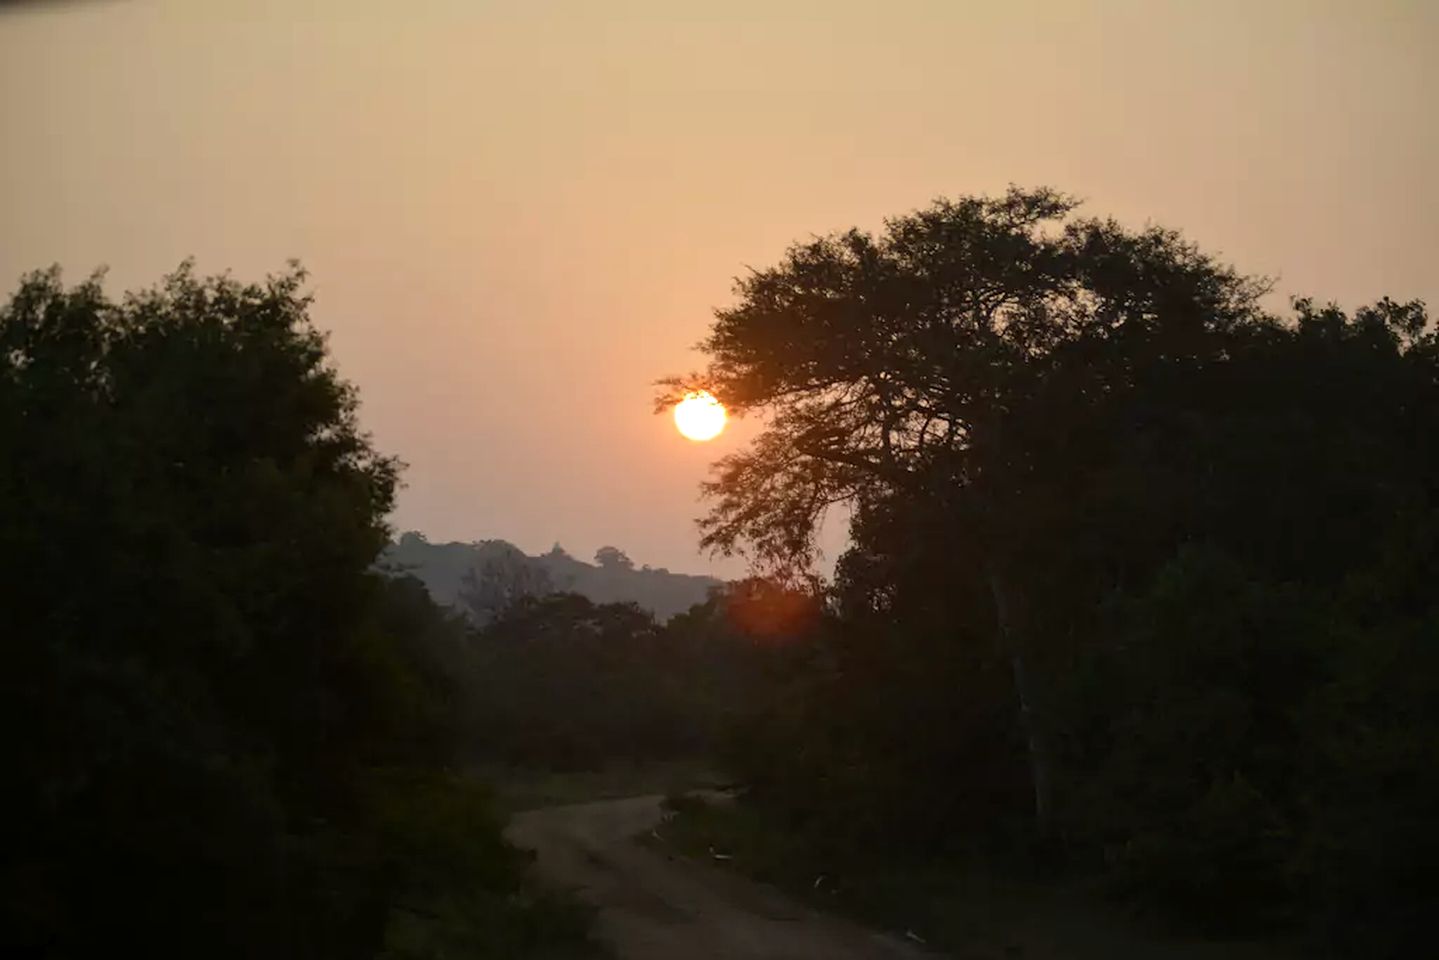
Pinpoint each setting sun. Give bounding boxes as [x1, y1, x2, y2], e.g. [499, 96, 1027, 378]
[673, 391, 726, 442]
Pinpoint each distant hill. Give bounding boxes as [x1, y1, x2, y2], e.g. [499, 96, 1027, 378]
[382, 532, 725, 622]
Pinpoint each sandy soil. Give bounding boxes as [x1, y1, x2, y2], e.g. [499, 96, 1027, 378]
[507, 794, 933, 960]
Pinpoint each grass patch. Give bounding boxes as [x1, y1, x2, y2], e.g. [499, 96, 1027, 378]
[383, 886, 604, 960]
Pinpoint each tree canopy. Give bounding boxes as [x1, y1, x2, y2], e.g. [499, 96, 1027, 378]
[662, 187, 1273, 571]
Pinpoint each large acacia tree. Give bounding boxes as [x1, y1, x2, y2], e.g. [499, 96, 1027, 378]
[661, 187, 1277, 826]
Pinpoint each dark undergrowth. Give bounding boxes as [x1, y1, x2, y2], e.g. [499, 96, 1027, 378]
[656, 793, 1299, 960]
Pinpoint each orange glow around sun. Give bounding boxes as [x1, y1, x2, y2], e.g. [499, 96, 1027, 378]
[674, 391, 726, 441]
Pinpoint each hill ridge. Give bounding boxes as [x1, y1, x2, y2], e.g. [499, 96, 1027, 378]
[382, 532, 724, 622]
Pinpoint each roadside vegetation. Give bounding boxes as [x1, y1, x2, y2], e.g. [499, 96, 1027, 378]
[0, 266, 600, 959]
[657, 792, 1294, 960]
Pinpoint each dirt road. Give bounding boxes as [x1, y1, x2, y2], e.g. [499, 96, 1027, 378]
[507, 795, 931, 960]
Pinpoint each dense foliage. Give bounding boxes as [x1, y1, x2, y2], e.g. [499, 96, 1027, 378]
[670, 190, 1439, 955]
[0, 266, 588, 959]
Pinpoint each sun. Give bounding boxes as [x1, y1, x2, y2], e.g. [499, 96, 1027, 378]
[673, 390, 727, 442]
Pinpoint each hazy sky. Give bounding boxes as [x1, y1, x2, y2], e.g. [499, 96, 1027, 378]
[3, 0, 1435, 577]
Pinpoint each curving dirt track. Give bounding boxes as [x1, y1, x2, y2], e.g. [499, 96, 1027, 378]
[507, 795, 932, 960]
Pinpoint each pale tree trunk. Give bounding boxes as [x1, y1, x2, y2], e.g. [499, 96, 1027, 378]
[987, 569, 1053, 833]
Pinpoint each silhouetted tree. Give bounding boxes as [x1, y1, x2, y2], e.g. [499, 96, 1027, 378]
[661, 187, 1272, 829]
[594, 545, 634, 570]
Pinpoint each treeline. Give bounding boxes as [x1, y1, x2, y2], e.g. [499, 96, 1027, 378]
[453, 580, 807, 771]
[0, 267, 590, 958]
[675, 189, 1438, 956]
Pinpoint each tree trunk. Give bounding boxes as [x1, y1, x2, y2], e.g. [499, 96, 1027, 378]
[987, 570, 1053, 833]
